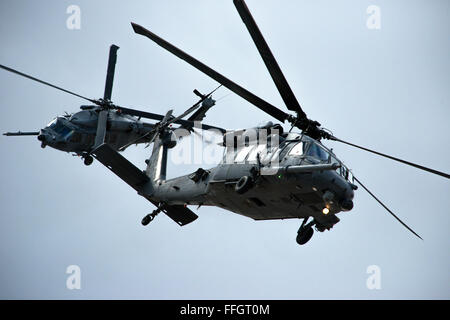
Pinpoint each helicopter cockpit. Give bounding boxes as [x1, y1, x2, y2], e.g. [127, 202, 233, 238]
[279, 136, 354, 183]
[46, 118, 73, 138]
[222, 130, 353, 183]
[37, 117, 75, 150]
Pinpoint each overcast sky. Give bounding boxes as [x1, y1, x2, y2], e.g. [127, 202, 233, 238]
[0, 0, 449, 299]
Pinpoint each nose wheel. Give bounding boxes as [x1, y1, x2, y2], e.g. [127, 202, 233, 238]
[296, 217, 315, 245]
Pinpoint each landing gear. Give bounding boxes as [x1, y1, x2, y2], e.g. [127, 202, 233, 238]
[141, 214, 154, 226]
[141, 208, 162, 226]
[296, 227, 314, 245]
[296, 217, 315, 245]
[235, 175, 253, 194]
[83, 155, 94, 166]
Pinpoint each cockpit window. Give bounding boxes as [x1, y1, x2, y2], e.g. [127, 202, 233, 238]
[306, 142, 329, 161]
[47, 119, 57, 128]
[341, 165, 354, 182]
[47, 119, 72, 138]
[331, 155, 353, 182]
[288, 142, 304, 156]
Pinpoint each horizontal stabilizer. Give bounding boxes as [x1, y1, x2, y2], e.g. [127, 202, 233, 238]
[91, 143, 197, 226]
[159, 204, 198, 226]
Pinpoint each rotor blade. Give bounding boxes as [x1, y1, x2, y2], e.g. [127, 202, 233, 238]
[331, 136, 450, 179]
[115, 107, 165, 121]
[131, 22, 289, 124]
[3, 131, 39, 136]
[103, 45, 120, 101]
[115, 105, 226, 133]
[0, 64, 96, 103]
[161, 109, 174, 124]
[118, 128, 157, 151]
[173, 118, 226, 134]
[233, 0, 306, 119]
[353, 176, 422, 240]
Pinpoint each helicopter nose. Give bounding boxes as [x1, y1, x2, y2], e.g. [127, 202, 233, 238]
[37, 134, 45, 141]
[340, 199, 354, 211]
[340, 185, 355, 211]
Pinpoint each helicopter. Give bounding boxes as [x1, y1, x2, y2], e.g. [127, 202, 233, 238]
[2, 0, 449, 246]
[1, 45, 223, 166]
[92, 0, 448, 245]
[88, 0, 450, 245]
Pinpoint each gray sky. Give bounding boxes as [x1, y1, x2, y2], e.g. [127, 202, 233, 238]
[0, 0, 449, 299]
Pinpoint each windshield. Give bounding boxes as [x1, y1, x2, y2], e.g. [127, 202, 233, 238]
[306, 142, 329, 161]
[47, 119, 72, 138]
[47, 119, 57, 127]
[340, 165, 354, 182]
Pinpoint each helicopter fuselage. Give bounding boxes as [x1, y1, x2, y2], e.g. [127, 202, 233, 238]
[146, 131, 356, 230]
[38, 108, 155, 154]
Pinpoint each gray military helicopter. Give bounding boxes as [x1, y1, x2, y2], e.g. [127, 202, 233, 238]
[1, 45, 223, 165]
[88, 0, 448, 245]
[3, 0, 449, 246]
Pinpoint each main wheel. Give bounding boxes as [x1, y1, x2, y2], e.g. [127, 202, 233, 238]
[296, 227, 314, 245]
[235, 175, 253, 194]
[84, 155, 94, 166]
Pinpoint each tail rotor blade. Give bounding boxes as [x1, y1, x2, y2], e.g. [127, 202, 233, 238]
[354, 176, 423, 240]
[166, 85, 222, 126]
